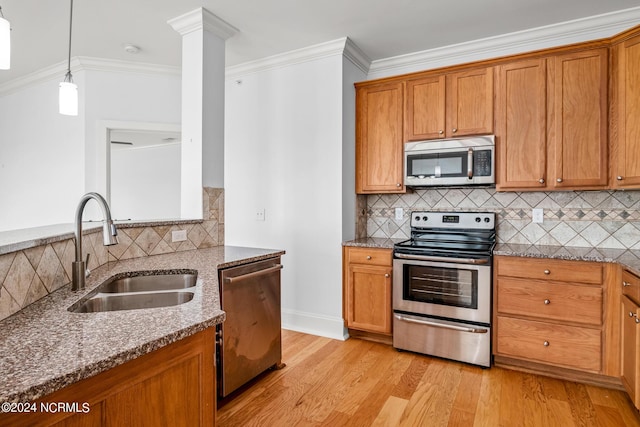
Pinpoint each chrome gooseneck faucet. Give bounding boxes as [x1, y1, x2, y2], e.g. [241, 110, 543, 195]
[72, 192, 118, 291]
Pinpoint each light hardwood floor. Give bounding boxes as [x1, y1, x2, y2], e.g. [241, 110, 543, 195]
[217, 330, 640, 426]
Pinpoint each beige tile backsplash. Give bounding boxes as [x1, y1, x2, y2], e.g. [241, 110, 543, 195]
[366, 188, 640, 250]
[0, 187, 224, 321]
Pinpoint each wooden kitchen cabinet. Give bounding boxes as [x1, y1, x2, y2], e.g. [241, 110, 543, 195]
[494, 256, 605, 374]
[355, 81, 404, 194]
[549, 48, 608, 189]
[611, 32, 640, 188]
[343, 247, 393, 335]
[0, 328, 216, 427]
[405, 67, 493, 141]
[496, 49, 608, 191]
[621, 294, 640, 410]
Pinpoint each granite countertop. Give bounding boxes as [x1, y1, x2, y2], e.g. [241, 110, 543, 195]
[0, 245, 285, 404]
[343, 238, 640, 275]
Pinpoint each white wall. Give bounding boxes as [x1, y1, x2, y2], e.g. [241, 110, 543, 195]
[0, 73, 86, 231]
[225, 53, 355, 339]
[110, 143, 181, 221]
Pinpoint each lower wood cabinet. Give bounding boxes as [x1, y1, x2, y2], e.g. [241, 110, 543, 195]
[494, 256, 606, 375]
[621, 269, 640, 411]
[343, 246, 393, 335]
[0, 328, 216, 427]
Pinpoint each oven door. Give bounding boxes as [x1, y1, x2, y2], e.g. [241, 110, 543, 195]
[393, 257, 491, 324]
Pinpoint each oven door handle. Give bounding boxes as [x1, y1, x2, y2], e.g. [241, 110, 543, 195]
[394, 314, 488, 334]
[394, 253, 489, 265]
[468, 148, 474, 179]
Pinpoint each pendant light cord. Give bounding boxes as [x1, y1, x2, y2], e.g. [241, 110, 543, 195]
[65, 0, 74, 82]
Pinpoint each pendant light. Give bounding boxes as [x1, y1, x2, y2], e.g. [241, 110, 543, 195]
[0, 5, 10, 70]
[59, 0, 77, 116]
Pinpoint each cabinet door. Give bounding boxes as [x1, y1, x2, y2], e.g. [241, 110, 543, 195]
[446, 67, 494, 138]
[550, 49, 608, 189]
[613, 34, 640, 188]
[346, 264, 392, 335]
[405, 75, 446, 141]
[356, 82, 404, 193]
[621, 295, 640, 409]
[496, 59, 548, 189]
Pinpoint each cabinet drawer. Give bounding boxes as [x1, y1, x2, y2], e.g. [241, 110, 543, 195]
[497, 256, 602, 284]
[497, 278, 602, 326]
[346, 247, 392, 266]
[496, 316, 601, 372]
[622, 269, 640, 305]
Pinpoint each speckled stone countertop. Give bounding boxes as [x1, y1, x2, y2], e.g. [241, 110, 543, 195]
[494, 243, 640, 276]
[342, 237, 404, 249]
[0, 245, 284, 403]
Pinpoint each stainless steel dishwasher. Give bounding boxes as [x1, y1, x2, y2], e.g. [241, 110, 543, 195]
[217, 257, 284, 397]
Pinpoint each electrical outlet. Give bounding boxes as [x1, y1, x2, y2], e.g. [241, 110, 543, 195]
[256, 209, 266, 222]
[395, 207, 404, 221]
[171, 230, 187, 242]
[532, 208, 544, 223]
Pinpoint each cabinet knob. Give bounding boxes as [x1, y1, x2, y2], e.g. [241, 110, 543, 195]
[438, 130, 444, 135]
[543, 341, 550, 347]
[452, 128, 457, 133]
[544, 299, 551, 305]
[366, 256, 372, 260]
[538, 178, 545, 184]
[385, 273, 390, 278]
[556, 178, 563, 183]
[623, 281, 630, 287]
[544, 269, 550, 275]
[396, 183, 401, 187]
[617, 176, 623, 181]
[630, 311, 635, 317]
[636, 318, 640, 324]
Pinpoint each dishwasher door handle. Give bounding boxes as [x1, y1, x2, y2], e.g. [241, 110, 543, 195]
[224, 264, 283, 283]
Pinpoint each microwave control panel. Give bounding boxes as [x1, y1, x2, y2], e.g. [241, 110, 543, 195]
[473, 150, 492, 177]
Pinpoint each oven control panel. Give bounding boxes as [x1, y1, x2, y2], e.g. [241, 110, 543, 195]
[410, 211, 495, 229]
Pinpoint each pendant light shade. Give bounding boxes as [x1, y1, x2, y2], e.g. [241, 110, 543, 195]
[0, 7, 9, 70]
[59, 80, 78, 116]
[59, 0, 77, 116]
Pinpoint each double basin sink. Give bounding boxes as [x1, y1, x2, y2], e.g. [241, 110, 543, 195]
[68, 270, 198, 313]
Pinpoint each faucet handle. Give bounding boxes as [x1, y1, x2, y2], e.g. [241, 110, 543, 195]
[85, 253, 91, 278]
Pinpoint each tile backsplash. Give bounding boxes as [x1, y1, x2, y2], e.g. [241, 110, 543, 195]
[367, 188, 640, 249]
[0, 187, 224, 321]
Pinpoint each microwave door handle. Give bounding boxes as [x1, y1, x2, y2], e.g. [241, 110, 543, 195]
[467, 148, 473, 179]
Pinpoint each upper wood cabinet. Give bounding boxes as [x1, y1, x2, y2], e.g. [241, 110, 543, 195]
[496, 49, 608, 191]
[405, 67, 494, 141]
[355, 81, 404, 194]
[496, 58, 548, 189]
[549, 48, 608, 189]
[611, 33, 640, 188]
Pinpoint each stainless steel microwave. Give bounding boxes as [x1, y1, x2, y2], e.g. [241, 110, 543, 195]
[404, 135, 495, 187]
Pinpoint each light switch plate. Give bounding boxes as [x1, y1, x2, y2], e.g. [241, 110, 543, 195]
[395, 207, 404, 221]
[256, 209, 266, 222]
[172, 230, 187, 242]
[532, 208, 544, 223]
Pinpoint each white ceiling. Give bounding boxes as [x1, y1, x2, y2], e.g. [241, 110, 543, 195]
[1, 0, 640, 85]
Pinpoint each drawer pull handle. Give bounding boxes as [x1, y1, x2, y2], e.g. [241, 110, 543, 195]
[544, 299, 550, 305]
[623, 281, 630, 287]
[366, 256, 372, 260]
[543, 341, 550, 347]
[544, 269, 550, 275]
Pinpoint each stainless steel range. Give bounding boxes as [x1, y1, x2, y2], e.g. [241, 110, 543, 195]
[393, 211, 496, 367]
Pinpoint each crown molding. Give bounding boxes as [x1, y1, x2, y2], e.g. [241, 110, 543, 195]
[226, 37, 370, 80]
[368, 6, 640, 79]
[168, 7, 239, 40]
[0, 57, 179, 97]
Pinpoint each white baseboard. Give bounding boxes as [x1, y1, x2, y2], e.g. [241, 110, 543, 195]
[281, 308, 348, 341]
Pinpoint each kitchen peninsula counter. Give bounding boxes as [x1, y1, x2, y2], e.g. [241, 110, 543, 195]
[0, 245, 285, 404]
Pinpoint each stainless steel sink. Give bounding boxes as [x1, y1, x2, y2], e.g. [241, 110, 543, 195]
[71, 291, 195, 313]
[68, 270, 198, 313]
[98, 272, 197, 293]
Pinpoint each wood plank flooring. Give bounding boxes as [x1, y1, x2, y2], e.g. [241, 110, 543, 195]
[217, 330, 640, 426]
